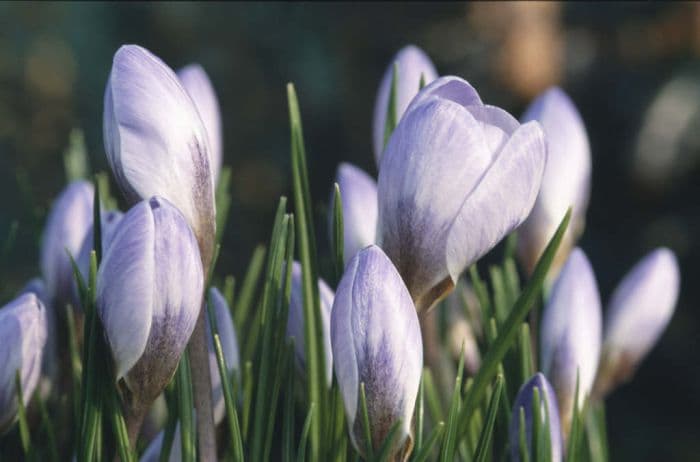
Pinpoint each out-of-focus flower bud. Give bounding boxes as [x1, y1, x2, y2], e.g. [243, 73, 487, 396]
[331, 245, 422, 458]
[206, 287, 240, 424]
[40, 180, 94, 305]
[332, 163, 377, 265]
[104, 45, 216, 267]
[540, 248, 601, 435]
[509, 373, 563, 462]
[97, 197, 203, 407]
[287, 261, 334, 386]
[373, 45, 438, 164]
[19, 279, 54, 398]
[518, 88, 591, 275]
[595, 248, 680, 397]
[178, 64, 223, 184]
[444, 287, 481, 376]
[377, 76, 546, 312]
[0, 293, 47, 433]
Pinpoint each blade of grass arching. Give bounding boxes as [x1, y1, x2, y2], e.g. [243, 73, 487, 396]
[375, 420, 403, 462]
[585, 401, 608, 462]
[234, 244, 267, 330]
[359, 383, 374, 460]
[282, 342, 296, 462]
[14, 371, 31, 458]
[213, 333, 244, 461]
[382, 63, 399, 150]
[37, 393, 59, 462]
[331, 183, 344, 283]
[566, 372, 582, 462]
[414, 375, 425, 453]
[473, 375, 504, 462]
[177, 353, 195, 462]
[469, 265, 492, 328]
[242, 360, 254, 440]
[422, 368, 444, 425]
[297, 403, 316, 462]
[215, 166, 233, 243]
[105, 384, 133, 462]
[288, 84, 326, 459]
[412, 421, 445, 462]
[440, 353, 464, 462]
[66, 305, 82, 424]
[458, 210, 571, 435]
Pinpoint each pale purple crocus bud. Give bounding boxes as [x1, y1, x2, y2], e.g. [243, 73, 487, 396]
[97, 197, 203, 407]
[595, 248, 680, 398]
[19, 279, 55, 398]
[331, 245, 422, 458]
[206, 287, 240, 424]
[0, 293, 47, 433]
[540, 248, 602, 435]
[40, 180, 94, 306]
[104, 45, 216, 268]
[518, 88, 591, 275]
[509, 373, 563, 462]
[377, 76, 547, 312]
[178, 64, 223, 184]
[287, 262, 334, 386]
[372, 45, 438, 164]
[332, 163, 378, 265]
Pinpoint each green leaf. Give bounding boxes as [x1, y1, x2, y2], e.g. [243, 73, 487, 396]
[216, 166, 233, 243]
[241, 360, 254, 441]
[518, 407, 531, 462]
[14, 371, 31, 458]
[213, 332, 244, 461]
[63, 128, 90, 182]
[36, 393, 59, 462]
[519, 323, 535, 385]
[234, 244, 266, 331]
[359, 382, 374, 459]
[473, 375, 504, 462]
[65, 305, 82, 426]
[375, 420, 403, 462]
[282, 342, 296, 462]
[297, 403, 316, 462]
[440, 352, 464, 462]
[469, 265, 493, 328]
[331, 182, 344, 283]
[177, 352, 196, 462]
[585, 401, 609, 462]
[422, 368, 444, 425]
[566, 372, 584, 462]
[383, 63, 399, 150]
[411, 421, 445, 462]
[105, 385, 133, 462]
[414, 375, 425, 453]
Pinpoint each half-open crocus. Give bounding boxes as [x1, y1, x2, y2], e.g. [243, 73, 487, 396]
[287, 261, 334, 386]
[178, 64, 223, 184]
[377, 76, 547, 312]
[509, 373, 563, 462]
[331, 245, 422, 458]
[40, 180, 94, 306]
[518, 88, 591, 275]
[372, 45, 438, 164]
[540, 248, 601, 435]
[0, 293, 47, 433]
[332, 163, 378, 265]
[103, 45, 216, 267]
[595, 248, 680, 397]
[206, 287, 240, 423]
[97, 197, 203, 417]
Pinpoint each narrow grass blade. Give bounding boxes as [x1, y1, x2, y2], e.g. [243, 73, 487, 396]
[383, 62, 399, 150]
[411, 421, 444, 462]
[440, 353, 464, 462]
[234, 244, 267, 331]
[422, 368, 443, 425]
[105, 386, 133, 462]
[331, 183, 344, 283]
[216, 166, 233, 243]
[375, 420, 403, 462]
[282, 342, 296, 462]
[414, 375, 425, 453]
[566, 373, 583, 462]
[473, 375, 504, 462]
[359, 382, 374, 459]
[585, 401, 609, 462]
[37, 393, 59, 462]
[14, 371, 31, 458]
[177, 352, 195, 462]
[213, 333, 244, 461]
[297, 403, 316, 462]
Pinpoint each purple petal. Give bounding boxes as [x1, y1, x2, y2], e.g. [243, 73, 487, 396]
[331, 245, 422, 454]
[40, 180, 94, 305]
[333, 163, 378, 264]
[518, 88, 591, 273]
[404, 76, 482, 116]
[141, 424, 182, 462]
[372, 45, 438, 164]
[178, 64, 223, 183]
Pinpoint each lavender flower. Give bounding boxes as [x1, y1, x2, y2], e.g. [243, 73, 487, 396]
[332, 163, 378, 264]
[377, 76, 547, 311]
[540, 248, 602, 434]
[97, 197, 203, 407]
[19, 279, 54, 398]
[0, 294, 47, 433]
[518, 88, 591, 274]
[331, 245, 422, 457]
[595, 248, 680, 397]
[373, 45, 438, 164]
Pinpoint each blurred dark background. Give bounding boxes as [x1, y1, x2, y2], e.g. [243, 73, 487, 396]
[0, 2, 699, 460]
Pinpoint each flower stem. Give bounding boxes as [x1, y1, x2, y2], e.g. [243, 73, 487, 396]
[189, 305, 217, 461]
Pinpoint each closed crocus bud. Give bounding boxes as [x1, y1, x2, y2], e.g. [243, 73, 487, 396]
[518, 88, 591, 275]
[0, 294, 47, 433]
[377, 76, 547, 312]
[97, 196, 203, 412]
[206, 287, 240, 424]
[19, 279, 55, 398]
[540, 248, 601, 435]
[595, 248, 680, 397]
[373, 45, 438, 164]
[332, 245, 422, 458]
[178, 64, 223, 184]
[287, 262, 334, 386]
[509, 373, 563, 462]
[332, 163, 378, 265]
[104, 45, 216, 267]
[40, 180, 94, 305]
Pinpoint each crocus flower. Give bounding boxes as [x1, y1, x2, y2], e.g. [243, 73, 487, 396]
[332, 163, 378, 265]
[517, 88, 591, 275]
[40, 180, 94, 305]
[287, 261, 334, 385]
[373, 45, 438, 164]
[206, 287, 240, 424]
[19, 279, 54, 398]
[509, 373, 563, 462]
[103, 45, 216, 267]
[331, 245, 422, 457]
[0, 293, 47, 433]
[178, 64, 223, 183]
[377, 76, 547, 312]
[595, 248, 680, 397]
[540, 248, 601, 435]
[97, 197, 203, 408]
